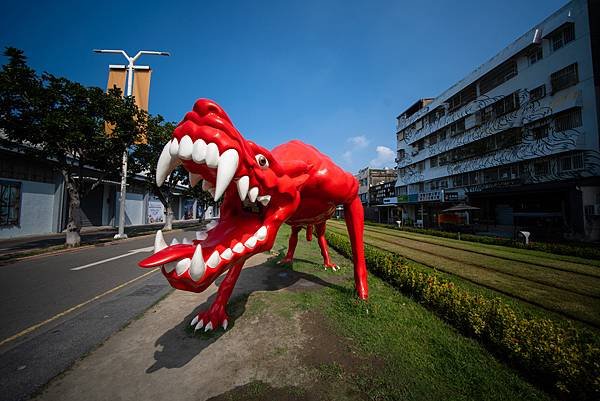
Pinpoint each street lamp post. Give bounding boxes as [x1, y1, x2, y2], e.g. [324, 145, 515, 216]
[93, 49, 170, 239]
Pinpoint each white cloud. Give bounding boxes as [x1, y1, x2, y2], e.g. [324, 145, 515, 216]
[347, 135, 369, 148]
[369, 146, 395, 168]
[341, 150, 353, 163]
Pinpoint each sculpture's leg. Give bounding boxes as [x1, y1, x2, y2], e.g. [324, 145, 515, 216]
[316, 222, 337, 270]
[191, 260, 245, 331]
[306, 224, 313, 241]
[343, 197, 368, 299]
[279, 225, 302, 264]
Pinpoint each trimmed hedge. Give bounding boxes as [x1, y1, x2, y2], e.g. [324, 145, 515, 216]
[364, 221, 600, 261]
[326, 231, 600, 400]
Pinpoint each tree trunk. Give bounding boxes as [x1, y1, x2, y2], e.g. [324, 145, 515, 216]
[163, 205, 174, 231]
[63, 173, 82, 247]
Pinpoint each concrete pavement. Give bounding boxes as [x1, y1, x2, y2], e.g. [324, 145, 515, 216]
[0, 226, 206, 401]
[29, 253, 329, 401]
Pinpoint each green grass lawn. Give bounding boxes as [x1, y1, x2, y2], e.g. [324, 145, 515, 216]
[258, 224, 552, 400]
[327, 220, 600, 328]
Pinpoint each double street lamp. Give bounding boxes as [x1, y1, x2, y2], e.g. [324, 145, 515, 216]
[93, 49, 170, 239]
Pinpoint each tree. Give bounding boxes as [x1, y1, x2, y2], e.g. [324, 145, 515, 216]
[0, 47, 145, 246]
[129, 114, 215, 230]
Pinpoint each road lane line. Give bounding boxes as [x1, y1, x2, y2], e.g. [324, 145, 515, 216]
[70, 246, 154, 271]
[0, 268, 160, 347]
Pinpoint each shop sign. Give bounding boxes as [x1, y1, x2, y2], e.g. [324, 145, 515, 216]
[418, 191, 442, 202]
[383, 197, 398, 204]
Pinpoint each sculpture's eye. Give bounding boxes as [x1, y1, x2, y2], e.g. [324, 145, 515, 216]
[255, 154, 269, 169]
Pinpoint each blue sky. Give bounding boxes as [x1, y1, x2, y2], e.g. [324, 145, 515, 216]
[1, 0, 566, 173]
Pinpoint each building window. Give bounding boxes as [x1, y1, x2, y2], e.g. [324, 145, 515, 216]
[449, 118, 466, 136]
[529, 46, 543, 65]
[560, 152, 584, 171]
[397, 149, 405, 161]
[447, 84, 477, 112]
[438, 129, 447, 141]
[0, 181, 21, 226]
[529, 85, 546, 101]
[479, 59, 518, 94]
[418, 182, 425, 192]
[534, 160, 550, 176]
[493, 92, 520, 116]
[526, 118, 550, 140]
[430, 156, 438, 168]
[551, 63, 579, 94]
[554, 108, 582, 131]
[397, 131, 405, 141]
[428, 133, 438, 145]
[483, 168, 499, 183]
[551, 23, 575, 52]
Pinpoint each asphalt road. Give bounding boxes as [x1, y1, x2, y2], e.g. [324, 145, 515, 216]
[0, 228, 199, 401]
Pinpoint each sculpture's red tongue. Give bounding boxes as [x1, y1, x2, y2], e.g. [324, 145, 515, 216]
[138, 244, 195, 268]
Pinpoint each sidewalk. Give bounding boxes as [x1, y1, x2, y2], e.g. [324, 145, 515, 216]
[30, 252, 323, 401]
[0, 220, 207, 259]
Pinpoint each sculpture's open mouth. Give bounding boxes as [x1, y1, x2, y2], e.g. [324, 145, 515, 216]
[138, 100, 289, 293]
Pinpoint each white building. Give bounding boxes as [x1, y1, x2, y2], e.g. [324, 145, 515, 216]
[393, 0, 600, 240]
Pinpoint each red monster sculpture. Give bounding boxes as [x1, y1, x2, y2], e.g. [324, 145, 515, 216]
[139, 99, 368, 332]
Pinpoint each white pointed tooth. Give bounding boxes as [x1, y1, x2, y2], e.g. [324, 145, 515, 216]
[156, 141, 182, 187]
[236, 176, 249, 201]
[154, 230, 167, 253]
[178, 135, 193, 160]
[164, 262, 176, 273]
[248, 187, 259, 202]
[208, 188, 215, 198]
[189, 245, 206, 281]
[196, 231, 208, 240]
[169, 137, 179, 157]
[204, 322, 213, 332]
[170, 238, 179, 245]
[192, 139, 207, 163]
[257, 195, 271, 206]
[221, 248, 233, 260]
[214, 149, 239, 201]
[175, 258, 190, 276]
[244, 236, 257, 249]
[189, 173, 202, 187]
[205, 143, 220, 168]
[232, 242, 245, 254]
[206, 251, 221, 268]
[255, 226, 267, 241]
[222, 319, 228, 330]
[182, 237, 192, 245]
[195, 320, 204, 331]
[205, 220, 218, 231]
[191, 316, 199, 327]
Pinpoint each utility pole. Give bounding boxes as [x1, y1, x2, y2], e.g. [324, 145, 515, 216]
[93, 49, 169, 239]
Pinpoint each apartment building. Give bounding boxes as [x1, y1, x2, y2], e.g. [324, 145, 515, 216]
[393, 0, 600, 240]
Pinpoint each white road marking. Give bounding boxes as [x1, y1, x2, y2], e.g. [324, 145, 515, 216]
[70, 246, 154, 271]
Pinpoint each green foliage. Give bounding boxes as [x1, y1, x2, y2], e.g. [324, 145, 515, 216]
[326, 231, 600, 400]
[0, 47, 147, 243]
[364, 221, 600, 261]
[128, 114, 215, 216]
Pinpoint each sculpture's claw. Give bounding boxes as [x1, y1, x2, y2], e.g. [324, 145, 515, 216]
[277, 257, 293, 265]
[193, 306, 229, 333]
[323, 262, 338, 271]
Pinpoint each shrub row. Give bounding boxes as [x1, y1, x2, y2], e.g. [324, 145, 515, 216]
[326, 231, 600, 400]
[364, 221, 600, 261]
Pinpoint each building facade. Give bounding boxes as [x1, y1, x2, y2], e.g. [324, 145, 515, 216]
[393, 0, 600, 240]
[0, 147, 200, 239]
[355, 167, 397, 221]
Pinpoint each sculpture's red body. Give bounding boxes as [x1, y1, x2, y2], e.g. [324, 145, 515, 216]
[139, 99, 367, 331]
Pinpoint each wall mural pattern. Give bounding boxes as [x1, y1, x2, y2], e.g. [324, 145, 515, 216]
[397, 88, 600, 188]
